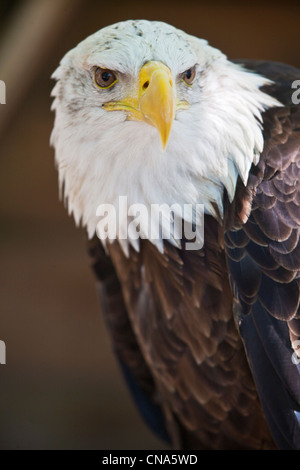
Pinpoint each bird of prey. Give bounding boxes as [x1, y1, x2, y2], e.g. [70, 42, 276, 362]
[50, 20, 300, 450]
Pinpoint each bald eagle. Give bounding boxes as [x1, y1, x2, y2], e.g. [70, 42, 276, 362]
[51, 20, 300, 450]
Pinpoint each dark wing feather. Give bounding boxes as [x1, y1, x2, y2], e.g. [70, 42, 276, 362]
[225, 60, 300, 449]
[239, 307, 300, 450]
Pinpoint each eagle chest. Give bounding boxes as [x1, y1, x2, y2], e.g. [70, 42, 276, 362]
[106, 237, 273, 449]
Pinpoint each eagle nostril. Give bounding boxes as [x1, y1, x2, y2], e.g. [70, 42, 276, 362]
[143, 80, 150, 90]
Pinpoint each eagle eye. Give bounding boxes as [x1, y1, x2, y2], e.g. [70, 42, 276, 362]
[94, 67, 117, 89]
[182, 66, 196, 85]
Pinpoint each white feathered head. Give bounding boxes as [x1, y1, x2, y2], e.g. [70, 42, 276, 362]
[51, 20, 279, 254]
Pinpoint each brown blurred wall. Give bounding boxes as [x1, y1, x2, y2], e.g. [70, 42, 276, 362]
[0, 0, 299, 449]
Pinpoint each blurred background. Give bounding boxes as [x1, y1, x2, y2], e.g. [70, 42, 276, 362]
[0, 0, 299, 450]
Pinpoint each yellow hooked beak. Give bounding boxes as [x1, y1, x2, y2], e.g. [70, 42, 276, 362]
[103, 61, 189, 150]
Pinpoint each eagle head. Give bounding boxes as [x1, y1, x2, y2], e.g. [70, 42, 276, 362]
[51, 20, 279, 254]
